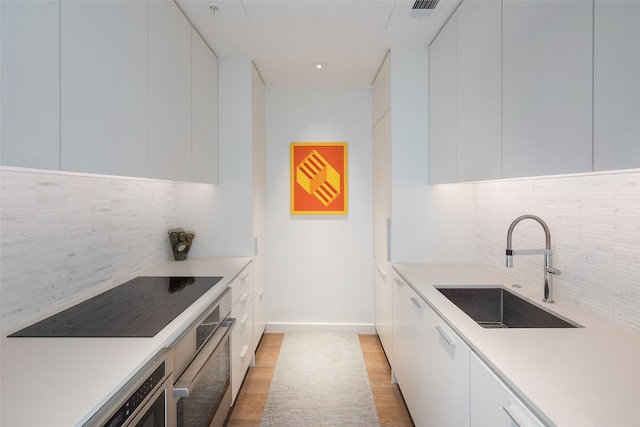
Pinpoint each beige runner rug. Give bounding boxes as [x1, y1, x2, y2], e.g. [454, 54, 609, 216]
[260, 332, 381, 427]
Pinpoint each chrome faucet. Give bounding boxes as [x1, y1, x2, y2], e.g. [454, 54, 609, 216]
[506, 215, 561, 303]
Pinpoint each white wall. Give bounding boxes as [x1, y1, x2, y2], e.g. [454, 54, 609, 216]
[266, 85, 374, 332]
[476, 170, 640, 335]
[391, 45, 477, 263]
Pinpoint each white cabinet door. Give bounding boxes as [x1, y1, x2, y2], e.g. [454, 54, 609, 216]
[392, 272, 470, 427]
[372, 110, 391, 271]
[502, 0, 593, 178]
[252, 63, 267, 350]
[429, 14, 457, 184]
[149, 0, 192, 181]
[593, 1, 640, 171]
[191, 29, 219, 184]
[60, 0, 148, 177]
[253, 282, 267, 351]
[372, 52, 391, 127]
[374, 259, 392, 366]
[391, 272, 421, 410]
[427, 308, 470, 427]
[1, 0, 60, 170]
[470, 352, 546, 427]
[456, 0, 502, 182]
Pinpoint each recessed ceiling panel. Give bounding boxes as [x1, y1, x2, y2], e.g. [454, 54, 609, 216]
[241, 0, 396, 31]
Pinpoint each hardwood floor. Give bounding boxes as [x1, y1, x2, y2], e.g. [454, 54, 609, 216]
[226, 333, 413, 426]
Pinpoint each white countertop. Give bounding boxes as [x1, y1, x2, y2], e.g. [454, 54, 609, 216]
[394, 263, 640, 427]
[1, 257, 251, 427]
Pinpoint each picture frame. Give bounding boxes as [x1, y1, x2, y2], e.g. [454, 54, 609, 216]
[290, 142, 348, 215]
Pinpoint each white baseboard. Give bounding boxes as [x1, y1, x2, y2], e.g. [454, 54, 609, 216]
[265, 323, 376, 334]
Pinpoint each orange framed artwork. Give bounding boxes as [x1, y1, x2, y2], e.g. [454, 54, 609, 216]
[290, 142, 348, 215]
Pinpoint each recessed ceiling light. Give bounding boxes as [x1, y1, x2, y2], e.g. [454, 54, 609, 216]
[312, 62, 326, 70]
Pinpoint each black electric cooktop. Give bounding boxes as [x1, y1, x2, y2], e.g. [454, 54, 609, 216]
[9, 276, 223, 338]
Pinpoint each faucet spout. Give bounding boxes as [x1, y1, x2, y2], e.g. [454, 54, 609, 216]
[505, 215, 560, 303]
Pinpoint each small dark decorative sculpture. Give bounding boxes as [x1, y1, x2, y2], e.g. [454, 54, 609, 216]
[168, 227, 196, 261]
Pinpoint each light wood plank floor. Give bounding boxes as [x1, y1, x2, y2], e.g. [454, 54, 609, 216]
[226, 333, 414, 427]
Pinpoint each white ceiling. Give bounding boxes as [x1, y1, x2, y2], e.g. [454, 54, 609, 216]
[176, 0, 461, 86]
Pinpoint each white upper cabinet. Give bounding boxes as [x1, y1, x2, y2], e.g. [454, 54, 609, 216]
[429, 14, 457, 184]
[372, 52, 391, 127]
[1, 0, 60, 170]
[149, 0, 192, 182]
[60, 0, 149, 177]
[593, 1, 640, 171]
[372, 53, 392, 271]
[502, 0, 593, 178]
[191, 29, 219, 184]
[456, 0, 502, 182]
[373, 111, 392, 268]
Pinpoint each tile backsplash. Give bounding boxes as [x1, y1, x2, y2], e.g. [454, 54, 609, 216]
[477, 170, 640, 335]
[0, 168, 177, 333]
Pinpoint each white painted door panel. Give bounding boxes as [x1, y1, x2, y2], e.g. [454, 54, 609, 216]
[429, 14, 458, 184]
[393, 272, 470, 427]
[1, 0, 60, 170]
[502, 0, 593, 178]
[470, 352, 546, 427]
[593, 1, 640, 171]
[374, 259, 392, 366]
[456, 0, 502, 182]
[191, 29, 219, 184]
[60, 0, 148, 177]
[149, 0, 192, 181]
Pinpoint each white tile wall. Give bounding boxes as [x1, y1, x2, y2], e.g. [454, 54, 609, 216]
[477, 170, 640, 334]
[0, 168, 177, 333]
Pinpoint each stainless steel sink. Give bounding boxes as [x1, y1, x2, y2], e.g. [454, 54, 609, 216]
[436, 287, 580, 328]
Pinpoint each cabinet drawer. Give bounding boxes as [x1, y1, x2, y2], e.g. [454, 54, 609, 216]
[229, 264, 253, 305]
[231, 302, 254, 364]
[231, 281, 253, 320]
[231, 305, 254, 402]
[470, 352, 546, 427]
[253, 284, 267, 351]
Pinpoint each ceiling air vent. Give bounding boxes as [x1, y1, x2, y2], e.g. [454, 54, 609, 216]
[412, 0, 440, 10]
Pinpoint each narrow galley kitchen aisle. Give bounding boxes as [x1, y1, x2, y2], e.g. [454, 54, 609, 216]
[227, 333, 413, 426]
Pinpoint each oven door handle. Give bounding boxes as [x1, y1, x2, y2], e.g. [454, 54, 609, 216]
[173, 318, 236, 398]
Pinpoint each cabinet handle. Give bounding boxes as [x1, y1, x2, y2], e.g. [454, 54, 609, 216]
[173, 388, 189, 398]
[240, 313, 249, 325]
[240, 344, 250, 359]
[410, 297, 424, 310]
[393, 277, 404, 286]
[258, 287, 265, 297]
[503, 405, 530, 427]
[435, 325, 456, 349]
[375, 262, 387, 279]
[240, 292, 249, 303]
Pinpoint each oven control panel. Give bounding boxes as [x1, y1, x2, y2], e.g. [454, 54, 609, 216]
[104, 362, 166, 427]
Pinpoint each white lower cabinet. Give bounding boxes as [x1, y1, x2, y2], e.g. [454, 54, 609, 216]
[374, 259, 393, 367]
[392, 272, 470, 427]
[253, 281, 267, 353]
[470, 352, 546, 427]
[229, 263, 254, 402]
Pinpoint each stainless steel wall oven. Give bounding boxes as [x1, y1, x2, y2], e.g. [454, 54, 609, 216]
[172, 288, 235, 427]
[84, 349, 174, 427]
